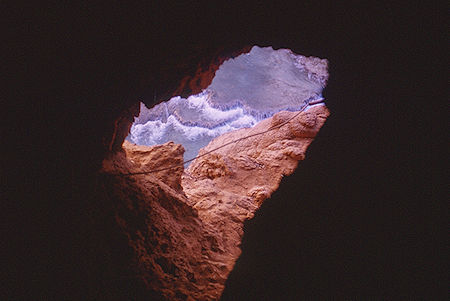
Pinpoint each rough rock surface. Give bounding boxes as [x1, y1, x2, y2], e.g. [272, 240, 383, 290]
[102, 105, 329, 300]
[122, 141, 185, 191]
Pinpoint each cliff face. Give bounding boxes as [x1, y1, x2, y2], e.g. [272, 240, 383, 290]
[102, 104, 329, 300]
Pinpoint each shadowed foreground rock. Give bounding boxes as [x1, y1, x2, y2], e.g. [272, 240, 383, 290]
[102, 105, 329, 300]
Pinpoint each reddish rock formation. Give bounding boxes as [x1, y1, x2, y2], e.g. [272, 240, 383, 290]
[102, 104, 329, 300]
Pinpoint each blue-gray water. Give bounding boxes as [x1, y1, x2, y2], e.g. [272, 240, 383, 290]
[126, 46, 328, 163]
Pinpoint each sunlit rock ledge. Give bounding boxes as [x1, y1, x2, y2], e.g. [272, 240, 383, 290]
[103, 103, 329, 300]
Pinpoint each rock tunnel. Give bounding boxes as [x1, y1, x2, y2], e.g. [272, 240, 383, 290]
[7, 2, 434, 300]
[100, 46, 329, 300]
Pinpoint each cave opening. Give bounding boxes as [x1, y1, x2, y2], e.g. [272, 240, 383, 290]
[124, 45, 327, 165]
[102, 45, 330, 300]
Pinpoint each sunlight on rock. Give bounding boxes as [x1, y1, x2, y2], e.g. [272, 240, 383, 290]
[103, 46, 330, 300]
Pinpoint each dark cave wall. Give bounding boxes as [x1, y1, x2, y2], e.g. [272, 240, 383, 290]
[6, 1, 440, 299]
[6, 3, 264, 298]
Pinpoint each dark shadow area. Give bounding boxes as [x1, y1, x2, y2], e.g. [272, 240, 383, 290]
[221, 3, 443, 298]
[221, 61, 436, 298]
[4, 1, 442, 299]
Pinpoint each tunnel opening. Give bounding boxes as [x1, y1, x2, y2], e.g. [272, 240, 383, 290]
[102, 45, 330, 300]
[124, 46, 327, 165]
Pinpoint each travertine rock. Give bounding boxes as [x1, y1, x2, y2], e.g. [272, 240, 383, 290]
[122, 141, 185, 191]
[102, 104, 329, 300]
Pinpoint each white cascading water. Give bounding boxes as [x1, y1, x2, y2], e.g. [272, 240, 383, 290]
[126, 46, 328, 163]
